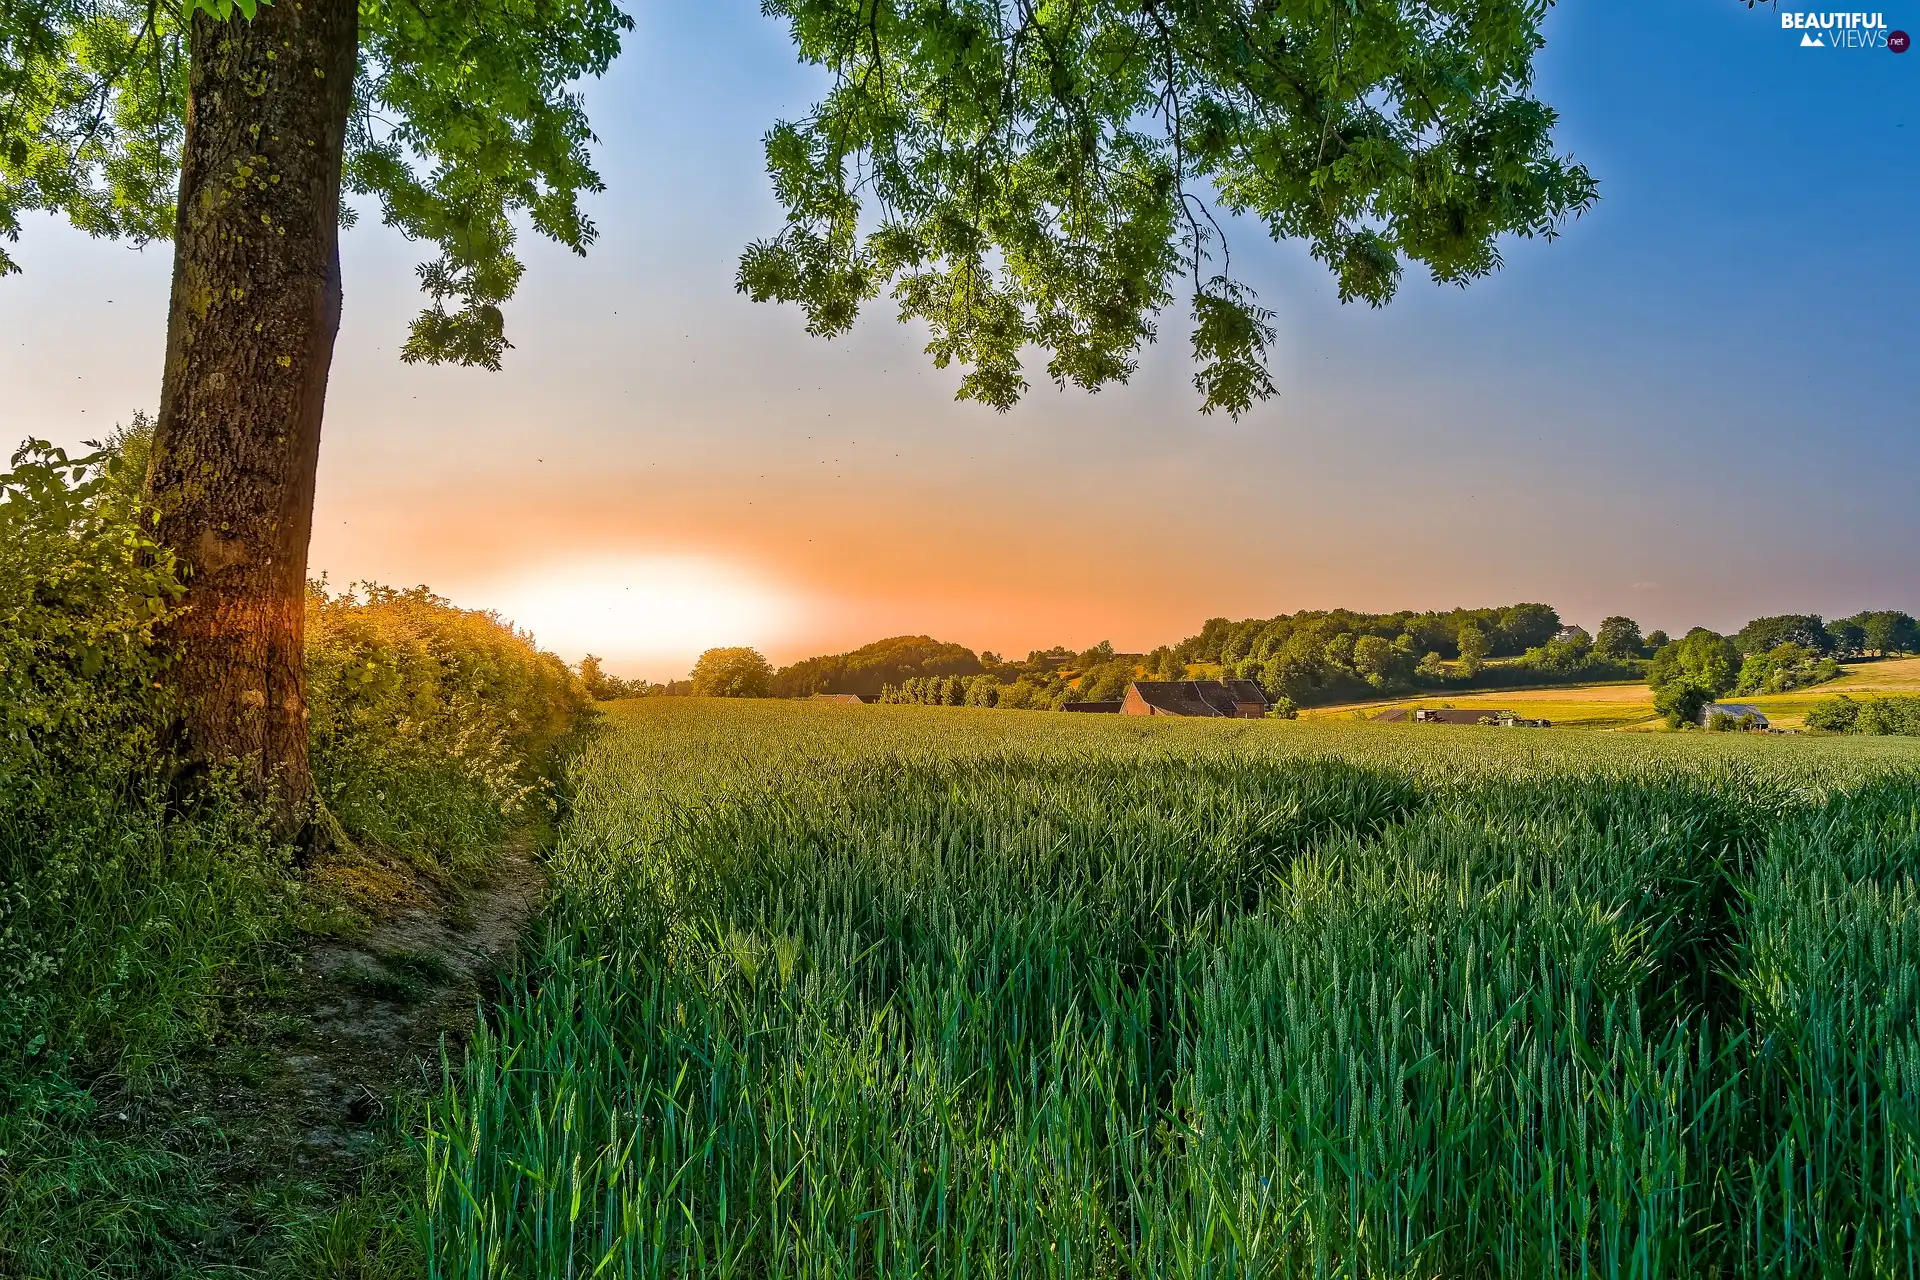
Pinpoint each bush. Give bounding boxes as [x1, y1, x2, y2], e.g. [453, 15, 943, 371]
[307, 583, 590, 873]
[1654, 679, 1714, 729]
[1806, 695, 1920, 736]
[0, 433, 180, 783]
[1734, 643, 1841, 696]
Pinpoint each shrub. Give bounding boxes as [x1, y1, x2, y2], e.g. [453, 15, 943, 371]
[1806, 695, 1920, 736]
[0, 432, 180, 783]
[306, 583, 590, 873]
[1734, 642, 1841, 696]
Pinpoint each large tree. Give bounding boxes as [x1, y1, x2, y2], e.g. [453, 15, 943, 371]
[4, 0, 1591, 828]
[745, 0, 1595, 416]
[2, 0, 628, 830]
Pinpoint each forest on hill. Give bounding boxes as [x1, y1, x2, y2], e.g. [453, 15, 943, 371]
[580, 604, 1920, 718]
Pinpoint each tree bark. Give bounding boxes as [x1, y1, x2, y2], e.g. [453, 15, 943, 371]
[145, 0, 358, 834]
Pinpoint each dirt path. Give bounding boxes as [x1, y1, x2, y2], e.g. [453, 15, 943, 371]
[111, 840, 555, 1270]
[266, 844, 546, 1174]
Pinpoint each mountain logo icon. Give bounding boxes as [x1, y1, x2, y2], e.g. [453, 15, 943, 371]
[1801, 31, 1826, 45]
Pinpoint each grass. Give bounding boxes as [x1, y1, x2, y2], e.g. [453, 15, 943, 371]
[1308, 655, 1920, 730]
[416, 700, 1920, 1277]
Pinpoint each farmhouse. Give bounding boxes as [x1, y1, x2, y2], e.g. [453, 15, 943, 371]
[810, 693, 868, 705]
[1700, 703, 1770, 730]
[1121, 680, 1269, 719]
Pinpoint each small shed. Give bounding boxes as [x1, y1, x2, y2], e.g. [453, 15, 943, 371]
[1700, 703, 1770, 730]
[1121, 680, 1270, 719]
[810, 693, 868, 705]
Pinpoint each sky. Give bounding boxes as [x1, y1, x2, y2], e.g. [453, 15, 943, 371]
[4, 2, 1917, 680]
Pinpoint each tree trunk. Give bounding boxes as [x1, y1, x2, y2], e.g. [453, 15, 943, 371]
[145, 0, 358, 835]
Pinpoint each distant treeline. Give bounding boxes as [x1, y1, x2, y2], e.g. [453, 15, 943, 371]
[772, 636, 981, 699]
[1164, 604, 1621, 707]
[1177, 604, 1564, 667]
[577, 606, 1920, 713]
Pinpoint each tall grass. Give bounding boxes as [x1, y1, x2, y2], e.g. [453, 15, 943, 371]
[420, 702, 1920, 1277]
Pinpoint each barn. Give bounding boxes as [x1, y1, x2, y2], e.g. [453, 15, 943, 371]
[1699, 703, 1770, 730]
[1121, 680, 1270, 719]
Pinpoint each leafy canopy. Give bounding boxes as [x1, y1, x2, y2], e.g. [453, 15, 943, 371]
[744, 0, 1596, 417]
[0, 0, 631, 368]
[691, 647, 776, 699]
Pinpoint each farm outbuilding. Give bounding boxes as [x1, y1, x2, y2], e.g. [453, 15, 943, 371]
[1121, 680, 1269, 718]
[810, 693, 869, 705]
[1700, 703, 1770, 730]
[1373, 707, 1551, 728]
[1375, 707, 1510, 725]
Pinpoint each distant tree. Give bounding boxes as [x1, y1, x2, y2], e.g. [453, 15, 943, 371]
[1521, 630, 1594, 675]
[963, 675, 1001, 707]
[578, 655, 610, 700]
[1352, 636, 1396, 687]
[1593, 616, 1646, 661]
[1324, 633, 1358, 671]
[1734, 615, 1832, 657]
[1221, 623, 1263, 666]
[577, 655, 631, 702]
[1648, 630, 1740, 726]
[1653, 680, 1714, 729]
[1145, 646, 1183, 681]
[1073, 659, 1135, 704]
[1076, 641, 1117, 668]
[1734, 643, 1841, 697]
[1806, 695, 1920, 735]
[1843, 611, 1920, 657]
[1805, 696, 1862, 733]
[691, 648, 774, 699]
[1828, 622, 1868, 658]
[1644, 630, 1671, 652]
[1456, 625, 1490, 676]
[1415, 651, 1448, 681]
[1497, 604, 1563, 655]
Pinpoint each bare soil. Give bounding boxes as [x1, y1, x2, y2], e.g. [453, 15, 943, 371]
[263, 843, 545, 1173]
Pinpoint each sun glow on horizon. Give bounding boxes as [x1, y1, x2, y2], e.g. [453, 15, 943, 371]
[467, 554, 805, 680]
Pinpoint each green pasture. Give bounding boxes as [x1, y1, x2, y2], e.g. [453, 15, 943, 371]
[1308, 655, 1920, 730]
[419, 700, 1920, 1277]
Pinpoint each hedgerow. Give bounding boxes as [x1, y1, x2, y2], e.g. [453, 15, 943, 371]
[0, 426, 588, 1273]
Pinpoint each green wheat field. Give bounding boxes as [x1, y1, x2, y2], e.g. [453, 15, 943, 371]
[419, 701, 1920, 1278]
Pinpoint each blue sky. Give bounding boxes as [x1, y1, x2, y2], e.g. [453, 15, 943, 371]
[3, 2, 1915, 677]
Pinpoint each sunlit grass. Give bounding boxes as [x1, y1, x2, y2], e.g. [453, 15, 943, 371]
[1305, 656, 1920, 730]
